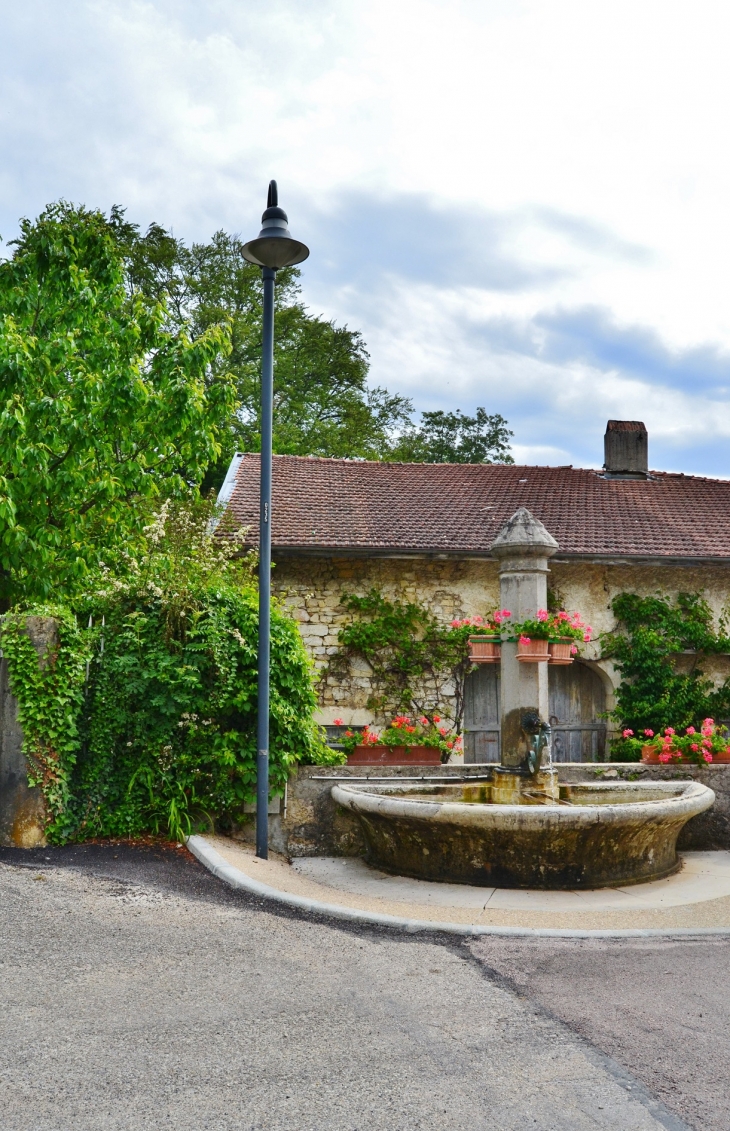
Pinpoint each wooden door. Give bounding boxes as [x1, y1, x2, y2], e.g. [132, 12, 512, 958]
[463, 665, 500, 763]
[463, 660, 606, 763]
[548, 662, 607, 762]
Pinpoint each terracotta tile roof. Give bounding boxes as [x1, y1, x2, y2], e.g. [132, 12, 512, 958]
[223, 454, 730, 561]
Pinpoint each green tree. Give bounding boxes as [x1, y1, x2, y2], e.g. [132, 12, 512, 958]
[0, 202, 236, 605]
[392, 407, 514, 464]
[120, 224, 413, 486]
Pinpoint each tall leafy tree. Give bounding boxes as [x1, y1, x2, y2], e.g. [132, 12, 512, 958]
[120, 225, 413, 486]
[0, 203, 236, 605]
[118, 216, 514, 474]
[391, 408, 514, 464]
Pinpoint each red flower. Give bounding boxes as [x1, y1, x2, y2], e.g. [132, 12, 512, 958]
[433, 714, 441, 723]
[333, 718, 343, 726]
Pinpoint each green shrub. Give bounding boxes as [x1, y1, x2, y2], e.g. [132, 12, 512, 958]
[603, 592, 730, 736]
[1, 498, 335, 843]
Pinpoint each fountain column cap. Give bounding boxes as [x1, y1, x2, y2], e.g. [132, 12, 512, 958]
[490, 507, 558, 566]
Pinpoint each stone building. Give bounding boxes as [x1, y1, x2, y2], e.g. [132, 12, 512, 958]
[218, 421, 730, 762]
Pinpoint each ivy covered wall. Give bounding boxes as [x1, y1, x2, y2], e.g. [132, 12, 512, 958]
[272, 554, 730, 734]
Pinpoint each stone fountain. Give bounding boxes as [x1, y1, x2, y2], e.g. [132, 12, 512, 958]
[332, 509, 714, 889]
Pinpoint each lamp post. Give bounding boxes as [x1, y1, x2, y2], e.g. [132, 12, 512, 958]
[242, 181, 309, 859]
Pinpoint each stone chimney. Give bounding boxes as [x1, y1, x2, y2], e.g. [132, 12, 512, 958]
[603, 420, 648, 479]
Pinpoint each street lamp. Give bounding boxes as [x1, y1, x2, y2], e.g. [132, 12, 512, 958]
[242, 181, 309, 859]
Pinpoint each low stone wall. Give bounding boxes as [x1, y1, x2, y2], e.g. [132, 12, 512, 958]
[231, 761, 730, 858]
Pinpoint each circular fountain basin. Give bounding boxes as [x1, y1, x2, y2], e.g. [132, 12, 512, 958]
[331, 779, 715, 889]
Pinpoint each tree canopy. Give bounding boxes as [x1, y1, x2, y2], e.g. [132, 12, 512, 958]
[391, 408, 514, 465]
[0, 201, 514, 603]
[0, 203, 236, 605]
[118, 223, 413, 487]
[117, 217, 514, 483]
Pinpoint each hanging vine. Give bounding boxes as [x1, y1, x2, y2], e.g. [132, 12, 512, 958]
[603, 591, 730, 758]
[322, 589, 475, 730]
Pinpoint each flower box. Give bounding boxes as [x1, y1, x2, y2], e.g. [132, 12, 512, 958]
[548, 641, 574, 665]
[468, 635, 501, 663]
[517, 638, 550, 662]
[641, 744, 730, 765]
[346, 744, 442, 766]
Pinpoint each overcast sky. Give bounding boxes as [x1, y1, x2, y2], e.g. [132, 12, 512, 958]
[2, 0, 730, 473]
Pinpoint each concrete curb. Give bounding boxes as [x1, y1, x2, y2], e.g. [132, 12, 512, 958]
[187, 835, 730, 940]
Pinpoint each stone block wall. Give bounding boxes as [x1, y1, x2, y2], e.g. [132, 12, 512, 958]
[272, 555, 501, 727]
[272, 553, 730, 730]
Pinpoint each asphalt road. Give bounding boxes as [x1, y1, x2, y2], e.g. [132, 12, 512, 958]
[470, 933, 730, 1131]
[0, 842, 722, 1131]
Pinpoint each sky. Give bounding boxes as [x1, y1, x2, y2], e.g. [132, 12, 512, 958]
[2, 0, 730, 473]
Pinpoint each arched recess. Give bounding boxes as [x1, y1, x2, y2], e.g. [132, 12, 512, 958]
[463, 660, 607, 763]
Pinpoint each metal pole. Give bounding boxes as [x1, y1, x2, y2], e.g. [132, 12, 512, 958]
[256, 264, 276, 859]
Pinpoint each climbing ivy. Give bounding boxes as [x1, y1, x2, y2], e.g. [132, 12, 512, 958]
[323, 589, 474, 730]
[603, 592, 730, 758]
[0, 605, 91, 842]
[1, 498, 335, 844]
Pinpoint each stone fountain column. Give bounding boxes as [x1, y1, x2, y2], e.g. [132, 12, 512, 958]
[490, 508, 558, 789]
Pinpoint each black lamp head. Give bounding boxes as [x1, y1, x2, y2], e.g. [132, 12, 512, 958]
[241, 180, 310, 270]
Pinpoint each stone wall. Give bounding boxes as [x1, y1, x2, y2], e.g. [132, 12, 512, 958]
[0, 615, 57, 847]
[272, 553, 730, 729]
[232, 761, 730, 859]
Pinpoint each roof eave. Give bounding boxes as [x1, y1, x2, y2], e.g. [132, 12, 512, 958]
[253, 543, 730, 567]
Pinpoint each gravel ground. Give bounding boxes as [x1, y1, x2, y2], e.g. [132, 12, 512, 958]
[0, 842, 711, 1131]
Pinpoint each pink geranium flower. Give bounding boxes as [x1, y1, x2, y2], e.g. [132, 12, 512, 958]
[519, 634, 531, 645]
[691, 743, 699, 751]
[622, 729, 634, 738]
[644, 729, 654, 737]
[537, 609, 549, 621]
[686, 726, 696, 735]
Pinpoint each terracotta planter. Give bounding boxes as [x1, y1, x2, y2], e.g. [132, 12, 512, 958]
[641, 744, 730, 765]
[468, 635, 501, 663]
[516, 638, 550, 663]
[346, 744, 442, 766]
[548, 641, 574, 665]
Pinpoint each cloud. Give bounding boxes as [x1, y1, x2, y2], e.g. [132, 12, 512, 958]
[2, 1, 730, 476]
[531, 307, 730, 396]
